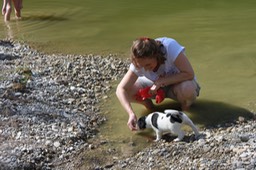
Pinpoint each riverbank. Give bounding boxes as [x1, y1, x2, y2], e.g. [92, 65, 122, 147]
[0, 40, 255, 170]
[0, 39, 129, 169]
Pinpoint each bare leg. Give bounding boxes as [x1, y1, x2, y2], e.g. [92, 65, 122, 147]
[2, 0, 12, 21]
[2, 0, 6, 15]
[172, 80, 198, 111]
[131, 77, 155, 110]
[12, 0, 22, 19]
[141, 99, 155, 110]
[132, 93, 155, 110]
[173, 129, 185, 142]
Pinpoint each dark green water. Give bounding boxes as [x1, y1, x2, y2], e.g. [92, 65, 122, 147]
[1, 0, 256, 158]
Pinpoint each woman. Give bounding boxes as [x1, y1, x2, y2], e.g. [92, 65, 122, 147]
[116, 37, 200, 131]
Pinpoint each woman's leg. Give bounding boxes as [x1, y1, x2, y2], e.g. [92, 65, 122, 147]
[168, 80, 200, 110]
[130, 76, 155, 110]
[12, 0, 22, 19]
[2, 0, 6, 15]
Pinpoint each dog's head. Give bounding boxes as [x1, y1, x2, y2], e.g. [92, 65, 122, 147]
[137, 116, 147, 130]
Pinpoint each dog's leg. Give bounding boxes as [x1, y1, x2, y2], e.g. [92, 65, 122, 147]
[174, 130, 185, 142]
[155, 131, 162, 141]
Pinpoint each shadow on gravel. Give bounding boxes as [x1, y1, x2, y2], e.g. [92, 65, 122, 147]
[141, 99, 255, 128]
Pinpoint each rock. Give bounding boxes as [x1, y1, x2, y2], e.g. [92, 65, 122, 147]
[54, 141, 61, 148]
[240, 135, 250, 142]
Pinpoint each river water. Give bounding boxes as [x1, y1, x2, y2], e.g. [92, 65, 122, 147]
[1, 0, 256, 158]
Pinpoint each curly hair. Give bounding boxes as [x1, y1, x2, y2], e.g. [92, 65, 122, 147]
[130, 37, 166, 68]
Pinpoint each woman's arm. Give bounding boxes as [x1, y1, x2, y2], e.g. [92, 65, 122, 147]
[116, 69, 138, 131]
[151, 52, 194, 91]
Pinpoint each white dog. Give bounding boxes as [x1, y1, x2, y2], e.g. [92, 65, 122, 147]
[137, 109, 200, 141]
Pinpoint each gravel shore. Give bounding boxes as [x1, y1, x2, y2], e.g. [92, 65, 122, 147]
[0, 40, 256, 170]
[0, 40, 128, 169]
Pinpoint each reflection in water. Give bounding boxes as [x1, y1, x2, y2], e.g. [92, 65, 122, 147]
[3, 22, 14, 39]
[2, 20, 22, 40]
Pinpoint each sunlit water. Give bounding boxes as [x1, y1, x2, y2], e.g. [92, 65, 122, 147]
[1, 0, 256, 157]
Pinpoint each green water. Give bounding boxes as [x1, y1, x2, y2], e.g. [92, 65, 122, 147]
[1, 0, 256, 158]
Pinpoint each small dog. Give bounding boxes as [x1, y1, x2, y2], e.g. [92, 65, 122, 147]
[137, 109, 200, 141]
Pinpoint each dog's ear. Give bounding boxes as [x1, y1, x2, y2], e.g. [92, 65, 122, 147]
[137, 116, 146, 129]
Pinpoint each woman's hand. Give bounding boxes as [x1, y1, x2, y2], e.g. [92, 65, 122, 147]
[150, 84, 159, 95]
[127, 113, 138, 131]
[150, 77, 165, 94]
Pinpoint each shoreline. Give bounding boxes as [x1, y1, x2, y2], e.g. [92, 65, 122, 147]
[1, 40, 256, 169]
[0, 39, 129, 169]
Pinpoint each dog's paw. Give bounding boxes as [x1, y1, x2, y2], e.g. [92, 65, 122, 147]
[154, 138, 162, 142]
[173, 138, 182, 142]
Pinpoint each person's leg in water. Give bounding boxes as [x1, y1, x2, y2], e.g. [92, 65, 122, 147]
[2, 0, 12, 21]
[12, 0, 22, 19]
[167, 80, 200, 111]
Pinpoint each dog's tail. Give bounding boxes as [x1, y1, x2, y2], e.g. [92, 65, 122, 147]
[181, 112, 200, 137]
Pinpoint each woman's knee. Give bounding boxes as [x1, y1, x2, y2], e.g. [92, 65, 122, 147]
[174, 80, 197, 101]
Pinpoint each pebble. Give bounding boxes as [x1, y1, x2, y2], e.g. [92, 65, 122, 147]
[54, 141, 61, 148]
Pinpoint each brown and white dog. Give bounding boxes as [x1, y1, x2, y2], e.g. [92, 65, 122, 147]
[137, 109, 200, 141]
